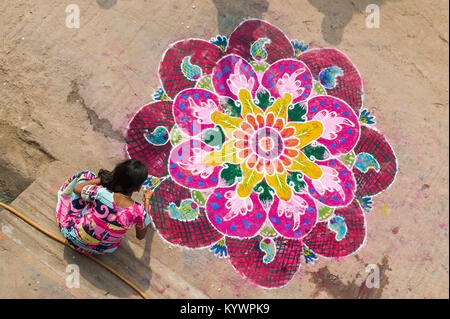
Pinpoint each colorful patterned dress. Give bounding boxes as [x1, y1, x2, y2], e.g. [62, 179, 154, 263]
[56, 171, 151, 255]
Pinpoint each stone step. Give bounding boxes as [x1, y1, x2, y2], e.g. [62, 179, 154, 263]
[0, 160, 209, 298]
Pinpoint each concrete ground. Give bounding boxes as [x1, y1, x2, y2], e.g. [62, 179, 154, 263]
[0, 0, 448, 298]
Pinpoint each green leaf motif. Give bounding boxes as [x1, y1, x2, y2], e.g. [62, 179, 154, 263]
[339, 151, 356, 168]
[219, 163, 242, 186]
[254, 89, 274, 110]
[259, 222, 278, 237]
[191, 190, 207, 206]
[250, 60, 270, 72]
[220, 98, 242, 118]
[201, 125, 225, 149]
[288, 103, 307, 122]
[195, 75, 214, 91]
[302, 143, 328, 161]
[253, 181, 275, 211]
[318, 205, 334, 222]
[313, 80, 327, 95]
[286, 171, 307, 193]
[169, 125, 184, 146]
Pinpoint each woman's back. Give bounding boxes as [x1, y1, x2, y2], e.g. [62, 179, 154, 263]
[56, 170, 150, 255]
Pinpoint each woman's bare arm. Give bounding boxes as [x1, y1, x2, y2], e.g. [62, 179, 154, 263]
[73, 177, 101, 195]
[136, 188, 153, 240]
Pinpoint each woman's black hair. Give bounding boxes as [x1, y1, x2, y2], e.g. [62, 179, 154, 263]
[98, 159, 148, 195]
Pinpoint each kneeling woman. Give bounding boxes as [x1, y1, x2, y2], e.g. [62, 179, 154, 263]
[56, 159, 153, 255]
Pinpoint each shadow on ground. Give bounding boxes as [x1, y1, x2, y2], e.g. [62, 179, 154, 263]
[212, 0, 269, 36]
[212, 0, 399, 44]
[63, 222, 156, 298]
[307, 0, 398, 44]
[97, 0, 117, 9]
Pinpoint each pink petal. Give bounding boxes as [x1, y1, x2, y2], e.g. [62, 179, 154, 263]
[304, 159, 356, 207]
[303, 199, 366, 258]
[353, 126, 398, 197]
[227, 19, 294, 64]
[206, 185, 267, 238]
[261, 59, 313, 104]
[169, 140, 221, 189]
[307, 96, 360, 156]
[173, 88, 221, 136]
[212, 54, 260, 100]
[268, 193, 318, 239]
[149, 177, 222, 248]
[159, 39, 224, 98]
[299, 48, 363, 113]
[126, 101, 174, 177]
[227, 235, 303, 288]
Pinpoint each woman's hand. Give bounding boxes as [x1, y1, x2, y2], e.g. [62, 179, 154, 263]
[137, 188, 153, 240]
[143, 187, 154, 202]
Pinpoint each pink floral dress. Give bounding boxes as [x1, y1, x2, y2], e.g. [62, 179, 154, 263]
[56, 171, 150, 255]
